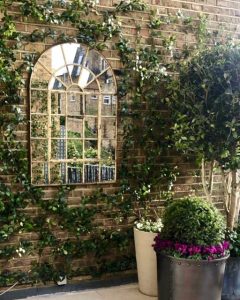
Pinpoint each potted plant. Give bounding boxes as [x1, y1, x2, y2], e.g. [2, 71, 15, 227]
[153, 196, 229, 300]
[167, 43, 240, 299]
[134, 215, 163, 296]
[222, 224, 240, 300]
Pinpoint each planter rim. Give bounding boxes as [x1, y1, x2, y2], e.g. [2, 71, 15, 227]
[133, 227, 159, 234]
[157, 252, 229, 264]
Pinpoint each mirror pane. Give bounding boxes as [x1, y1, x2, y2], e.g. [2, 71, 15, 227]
[84, 80, 99, 93]
[49, 77, 66, 90]
[85, 49, 109, 75]
[84, 163, 99, 183]
[51, 92, 66, 115]
[50, 162, 66, 184]
[85, 140, 98, 158]
[85, 94, 98, 115]
[51, 116, 66, 138]
[67, 163, 83, 183]
[101, 95, 117, 116]
[67, 90, 83, 116]
[98, 69, 116, 93]
[32, 162, 48, 185]
[31, 139, 48, 161]
[85, 117, 98, 138]
[67, 116, 83, 138]
[79, 68, 94, 89]
[67, 140, 83, 159]
[101, 139, 116, 161]
[31, 115, 48, 138]
[62, 44, 87, 65]
[31, 63, 51, 89]
[51, 139, 65, 160]
[37, 46, 65, 73]
[101, 118, 116, 139]
[31, 90, 48, 114]
[55, 67, 71, 86]
[100, 164, 115, 182]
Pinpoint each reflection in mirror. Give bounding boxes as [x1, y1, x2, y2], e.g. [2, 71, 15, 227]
[55, 67, 71, 85]
[68, 163, 83, 183]
[85, 94, 98, 115]
[38, 46, 65, 74]
[101, 164, 115, 182]
[49, 77, 66, 90]
[67, 89, 83, 116]
[51, 139, 65, 160]
[51, 116, 66, 138]
[31, 115, 48, 137]
[31, 90, 48, 114]
[101, 118, 116, 139]
[67, 140, 83, 159]
[31, 64, 51, 89]
[84, 163, 99, 183]
[101, 95, 117, 116]
[62, 44, 86, 65]
[85, 117, 98, 138]
[101, 139, 116, 161]
[67, 116, 83, 138]
[51, 92, 66, 114]
[31, 139, 48, 161]
[85, 49, 109, 75]
[85, 140, 97, 158]
[84, 80, 99, 93]
[32, 162, 48, 185]
[78, 68, 93, 88]
[50, 163, 66, 184]
[98, 69, 115, 93]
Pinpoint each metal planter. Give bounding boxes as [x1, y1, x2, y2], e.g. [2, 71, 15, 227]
[222, 257, 240, 300]
[157, 253, 228, 300]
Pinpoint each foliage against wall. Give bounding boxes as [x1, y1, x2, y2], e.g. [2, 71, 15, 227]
[0, 0, 209, 287]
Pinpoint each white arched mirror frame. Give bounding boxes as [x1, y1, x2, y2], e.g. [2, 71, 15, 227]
[30, 43, 117, 185]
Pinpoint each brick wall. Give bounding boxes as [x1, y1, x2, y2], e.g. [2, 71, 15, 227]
[1, 0, 240, 291]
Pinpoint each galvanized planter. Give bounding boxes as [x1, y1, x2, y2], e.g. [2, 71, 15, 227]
[157, 253, 228, 300]
[222, 257, 240, 300]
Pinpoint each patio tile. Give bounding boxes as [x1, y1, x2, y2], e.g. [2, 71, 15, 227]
[22, 283, 157, 300]
[97, 284, 157, 300]
[24, 291, 102, 300]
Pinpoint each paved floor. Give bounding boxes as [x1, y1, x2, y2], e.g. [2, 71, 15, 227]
[22, 283, 157, 300]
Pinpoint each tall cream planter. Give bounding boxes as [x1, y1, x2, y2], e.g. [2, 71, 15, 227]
[134, 227, 158, 297]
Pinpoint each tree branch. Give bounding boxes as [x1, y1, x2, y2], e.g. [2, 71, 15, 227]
[201, 158, 212, 202]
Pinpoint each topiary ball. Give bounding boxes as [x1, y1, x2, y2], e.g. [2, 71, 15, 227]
[161, 197, 226, 246]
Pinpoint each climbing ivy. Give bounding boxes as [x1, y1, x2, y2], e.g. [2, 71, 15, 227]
[0, 0, 211, 288]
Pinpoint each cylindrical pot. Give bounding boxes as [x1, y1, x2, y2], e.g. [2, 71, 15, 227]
[157, 253, 228, 300]
[134, 227, 158, 296]
[222, 257, 240, 300]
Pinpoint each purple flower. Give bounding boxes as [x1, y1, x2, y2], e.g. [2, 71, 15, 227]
[222, 241, 230, 250]
[175, 243, 188, 254]
[152, 234, 229, 260]
[188, 245, 201, 256]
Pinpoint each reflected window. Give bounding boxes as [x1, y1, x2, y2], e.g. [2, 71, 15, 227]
[30, 43, 117, 185]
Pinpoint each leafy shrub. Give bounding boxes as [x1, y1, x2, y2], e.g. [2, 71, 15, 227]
[161, 197, 225, 245]
[226, 224, 240, 257]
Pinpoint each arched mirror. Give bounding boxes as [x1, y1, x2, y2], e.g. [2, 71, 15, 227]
[30, 43, 117, 185]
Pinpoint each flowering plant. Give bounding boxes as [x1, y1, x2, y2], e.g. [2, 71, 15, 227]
[153, 197, 229, 260]
[153, 236, 229, 260]
[135, 217, 163, 233]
